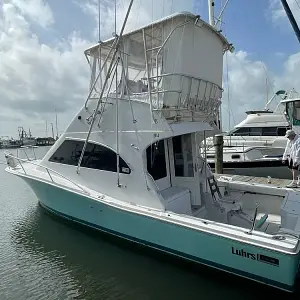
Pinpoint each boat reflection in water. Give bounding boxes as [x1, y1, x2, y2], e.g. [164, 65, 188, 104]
[10, 205, 296, 300]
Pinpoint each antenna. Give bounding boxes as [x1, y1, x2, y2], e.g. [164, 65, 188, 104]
[208, 0, 215, 26]
[115, 0, 117, 35]
[266, 77, 268, 106]
[51, 123, 54, 139]
[55, 109, 59, 140]
[98, 0, 101, 43]
[208, 0, 230, 29]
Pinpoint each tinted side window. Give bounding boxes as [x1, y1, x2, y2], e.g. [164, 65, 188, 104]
[277, 127, 290, 136]
[262, 127, 277, 136]
[172, 135, 194, 177]
[249, 127, 262, 136]
[232, 128, 250, 136]
[146, 140, 167, 180]
[49, 140, 130, 174]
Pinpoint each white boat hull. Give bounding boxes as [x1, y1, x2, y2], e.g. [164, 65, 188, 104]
[21, 176, 300, 292]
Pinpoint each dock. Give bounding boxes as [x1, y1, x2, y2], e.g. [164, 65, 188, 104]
[214, 174, 291, 189]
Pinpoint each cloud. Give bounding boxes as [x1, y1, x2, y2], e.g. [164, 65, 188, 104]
[269, 0, 300, 28]
[222, 51, 271, 128]
[76, 0, 193, 40]
[0, 2, 91, 136]
[8, 0, 55, 28]
[0, 0, 299, 139]
[220, 1, 300, 130]
[0, 0, 194, 137]
[222, 50, 300, 130]
[274, 52, 300, 91]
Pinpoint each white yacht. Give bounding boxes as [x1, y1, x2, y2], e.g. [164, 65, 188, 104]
[5, 3, 300, 292]
[224, 108, 290, 148]
[202, 92, 296, 178]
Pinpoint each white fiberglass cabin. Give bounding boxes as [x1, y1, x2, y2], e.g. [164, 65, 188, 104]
[38, 11, 228, 210]
[5, 12, 300, 292]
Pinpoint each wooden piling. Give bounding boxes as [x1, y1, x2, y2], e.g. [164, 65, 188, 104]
[214, 134, 223, 174]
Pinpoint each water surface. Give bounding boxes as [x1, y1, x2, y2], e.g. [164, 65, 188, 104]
[0, 147, 299, 299]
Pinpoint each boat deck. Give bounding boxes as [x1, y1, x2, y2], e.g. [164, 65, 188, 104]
[214, 173, 286, 235]
[214, 173, 292, 189]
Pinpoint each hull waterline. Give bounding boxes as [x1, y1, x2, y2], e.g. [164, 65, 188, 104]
[18, 175, 300, 293]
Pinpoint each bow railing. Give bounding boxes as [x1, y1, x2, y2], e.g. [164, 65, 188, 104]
[4, 151, 89, 195]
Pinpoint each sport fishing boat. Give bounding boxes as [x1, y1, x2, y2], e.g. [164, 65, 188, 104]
[4, 1, 300, 292]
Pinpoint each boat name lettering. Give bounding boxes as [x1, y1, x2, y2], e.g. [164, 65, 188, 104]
[231, 247, 279, 266]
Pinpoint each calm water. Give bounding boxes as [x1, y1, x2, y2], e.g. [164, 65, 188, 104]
[0, 147, 299, 299]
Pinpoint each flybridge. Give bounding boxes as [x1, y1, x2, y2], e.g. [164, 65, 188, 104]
[83, 11, 232, 125]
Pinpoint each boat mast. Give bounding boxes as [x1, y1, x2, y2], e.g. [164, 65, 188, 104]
[280, 0, 300, 43]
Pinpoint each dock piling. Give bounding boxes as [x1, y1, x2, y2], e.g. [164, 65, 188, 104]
[214, 134, 223, 174]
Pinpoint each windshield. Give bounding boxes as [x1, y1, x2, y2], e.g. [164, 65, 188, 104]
[227, 126, 289, 136]
[286, 101, 300, 125]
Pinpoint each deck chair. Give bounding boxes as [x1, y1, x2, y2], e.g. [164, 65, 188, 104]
[207, 175, 243, 207]
[206, 175, 253, 224]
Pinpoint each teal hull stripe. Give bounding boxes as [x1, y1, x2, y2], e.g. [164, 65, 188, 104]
[40, 202, 296, 292]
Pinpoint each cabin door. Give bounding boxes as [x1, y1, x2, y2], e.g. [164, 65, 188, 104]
[168, 133, 201, 205]
[146, 139, 171, 191]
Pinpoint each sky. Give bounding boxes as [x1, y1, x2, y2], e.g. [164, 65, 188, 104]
[0, 0, 299, 138]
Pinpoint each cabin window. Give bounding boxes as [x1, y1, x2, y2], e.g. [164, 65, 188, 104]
[231, 127, 250, 136]
[261, 127, 277, 136]
[294, 101, 300, 121]
[49, 140, 131, 174]
[286, 102, 293, 123]
[172, 135, 194, 177]
[231, 126, 288, 137]
[249, 127, 262, 136]
[286, 101, 300, 125]
[277, 127, 290, 136]
[146, 140, 167, 180]
[231, 154, 240, 159]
